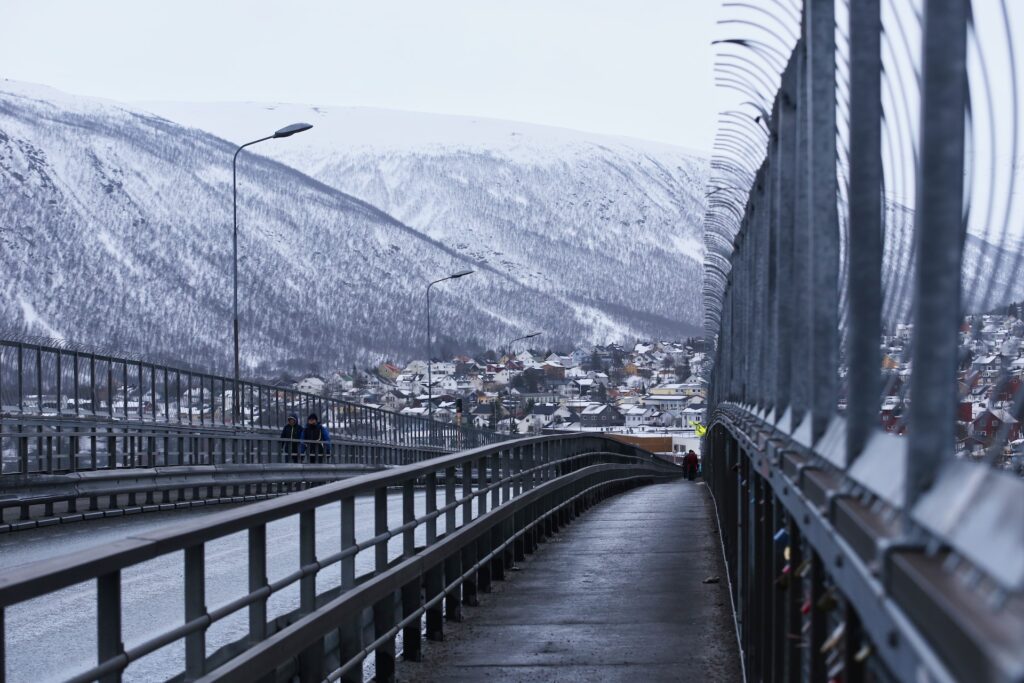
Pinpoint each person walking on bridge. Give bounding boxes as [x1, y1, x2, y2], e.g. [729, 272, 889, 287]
[280, 414, 302, 463]
[683, 449, 699, 481]
[302, 413, 331, 463]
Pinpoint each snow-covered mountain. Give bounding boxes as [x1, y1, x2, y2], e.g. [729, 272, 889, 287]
[878, 203, 1024, 326]
[140, 103, 709, 336]
[1, 82, 707, 374]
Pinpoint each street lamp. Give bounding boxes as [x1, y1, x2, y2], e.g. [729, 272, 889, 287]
[231, 122, 313, 425]
[426, 269, 474, 421]
[504, 332, 541, 434]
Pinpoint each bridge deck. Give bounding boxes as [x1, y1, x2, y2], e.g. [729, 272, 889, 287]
[399, 479, 742, 682]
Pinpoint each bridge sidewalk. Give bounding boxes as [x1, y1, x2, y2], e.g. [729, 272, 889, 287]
[398, 479, 742, 682]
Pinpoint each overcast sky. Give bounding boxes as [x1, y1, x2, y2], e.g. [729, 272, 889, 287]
[0, 0, 729, 151]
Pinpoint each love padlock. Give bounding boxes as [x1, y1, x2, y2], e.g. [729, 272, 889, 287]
[816, 587, 839, 612]
[820, 622, 846, 654]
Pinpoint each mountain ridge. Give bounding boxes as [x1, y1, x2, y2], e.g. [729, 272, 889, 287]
[1, 81, 707, 374]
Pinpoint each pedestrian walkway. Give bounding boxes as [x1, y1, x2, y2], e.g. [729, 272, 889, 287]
[398, 479, 742, 682]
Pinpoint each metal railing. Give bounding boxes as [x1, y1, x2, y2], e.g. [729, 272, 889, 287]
[0, 433, 680, 683]
[703, 0, 1024, 681]
[0, 417, 484, 477]
[707, 404, 1024, 683]
[0, 337, 505, 475]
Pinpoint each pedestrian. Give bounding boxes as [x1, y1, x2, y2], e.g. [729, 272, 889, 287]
[302, 413, 331, 463]
[684, 449, 699, 481]
[280, 414, 302, 463]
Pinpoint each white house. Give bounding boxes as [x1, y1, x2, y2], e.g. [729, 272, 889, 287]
[624, 405, 657, 428]
[972, 355, 1000, 378]
[294, 377, 326, 396]
[431, 361, 456, 376]
[404, 360, 428, 375]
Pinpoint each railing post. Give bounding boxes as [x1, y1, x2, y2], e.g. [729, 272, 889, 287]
[248, 524, 267, 644]
[774, 57, 798, 419]
[791, 33, 811, 430]
[906, 0, 968, 510]
[184, 544, 206, 680]
[445, 465, 457, 534]
[513, 446, 523, 497]
[401, 480, 422, 661]
[475, 457, 492, 594]
[443, 464, 463, 623]
[477, 456, 488, 517]
[97, 571, 122, 683]
[461, 460, 473, 524]
[426, 472, 438, 543]
[502, 447, 512, 503]
[805, 0, 839, 442]
[424, 472, 445, 640]
[338, 495, 361, 683]
[297, 509, 323, 681]
[373, 487, 395, 681]
[846, 0, 883, 459]
[461, 540, 479, 607]
[808, 551, 827, 681]
[490, 451, 500, 509]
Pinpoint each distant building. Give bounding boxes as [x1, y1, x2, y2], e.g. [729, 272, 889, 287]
[543, 361, 566, 379]
[972, 408, 1021, 447]
[294, 376, 326, 396]
[378, 363, 402, 380]
[580, 403, 625, 428]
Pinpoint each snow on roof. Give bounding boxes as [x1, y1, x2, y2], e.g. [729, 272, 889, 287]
[982, 408, 1019, 424]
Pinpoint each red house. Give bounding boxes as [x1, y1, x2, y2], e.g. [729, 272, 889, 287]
[972, 408, 1021, 448]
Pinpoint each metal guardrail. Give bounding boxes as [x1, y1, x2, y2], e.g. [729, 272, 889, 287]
[0, 417, 460, 529]
[707, 403, 1024, 683]
[703, 1, 1024, 682]
[0, 337, 504, 469]
[0, 433, 680, 682]
[0, 417, 470, 477]
[0, 461, 384, 531]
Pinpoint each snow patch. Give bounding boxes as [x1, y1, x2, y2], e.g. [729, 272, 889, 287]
[96, 231, 141, 276]
[18, 297, 62, 338]
[669, 234, 705, 259]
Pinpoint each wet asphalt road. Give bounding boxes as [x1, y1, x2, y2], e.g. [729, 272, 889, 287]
[397, 479, 742, 682]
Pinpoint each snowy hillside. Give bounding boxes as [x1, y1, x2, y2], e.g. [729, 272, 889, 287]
[880, 202, 1024, 324]
[0, 82, 705, 374]
[141, 103, 709, 334]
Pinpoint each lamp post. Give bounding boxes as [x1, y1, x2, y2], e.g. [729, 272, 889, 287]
[504, 332, 540, 434]
[426, 270, 474, 423]
[231, 122, 312, 426]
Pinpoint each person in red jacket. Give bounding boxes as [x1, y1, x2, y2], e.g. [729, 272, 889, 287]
[683, 449, 699, 481]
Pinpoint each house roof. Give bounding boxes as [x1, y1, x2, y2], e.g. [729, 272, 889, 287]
[978, 408, 1020, 424]
[582, 404, 620, 415]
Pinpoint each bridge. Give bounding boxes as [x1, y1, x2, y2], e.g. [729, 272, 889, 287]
[3, 1, 1024, 682]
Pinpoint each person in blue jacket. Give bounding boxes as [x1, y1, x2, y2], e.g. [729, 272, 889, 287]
[302, 413, 331, 462]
